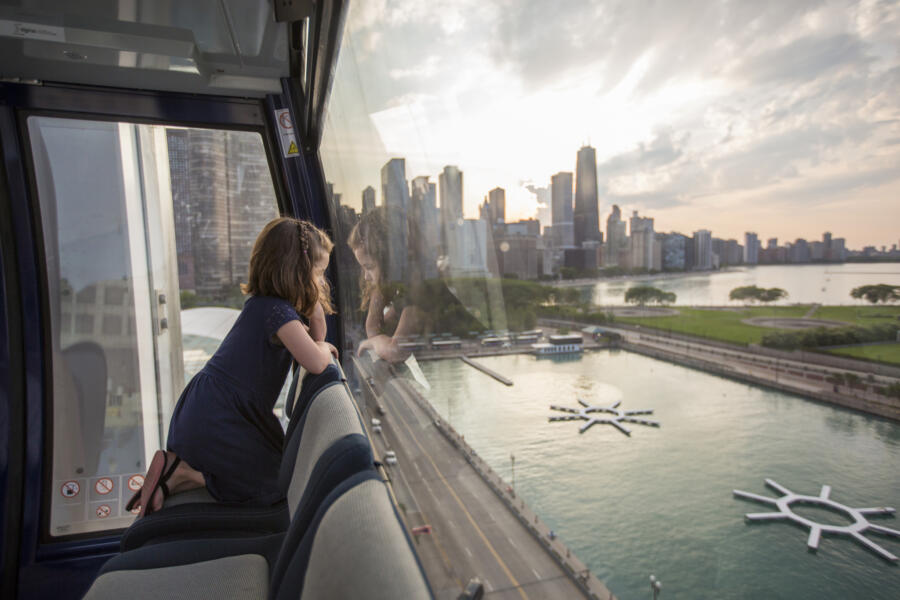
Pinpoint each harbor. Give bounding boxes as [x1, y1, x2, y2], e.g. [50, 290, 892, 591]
[419, 350, 900, 600]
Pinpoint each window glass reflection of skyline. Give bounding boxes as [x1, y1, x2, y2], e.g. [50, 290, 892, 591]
[322, 0, 900, 249]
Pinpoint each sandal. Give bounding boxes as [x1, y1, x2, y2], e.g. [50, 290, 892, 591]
[124, 450, 182, 518]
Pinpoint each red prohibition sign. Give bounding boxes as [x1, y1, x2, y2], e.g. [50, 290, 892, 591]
[278, 111, 293, 130]
[96, 504, 111, 519]
[127, 474, 144, 492]
[95, 477, 114, 495]
[61, 480, 80, 498]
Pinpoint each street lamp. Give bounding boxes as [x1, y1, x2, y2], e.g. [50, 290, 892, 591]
[649, 575, 662, 599]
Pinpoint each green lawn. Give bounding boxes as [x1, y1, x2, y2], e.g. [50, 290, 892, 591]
[812, 305, 900, 326]
[615, 306, 812, 346]
[825, 342, 900, 366]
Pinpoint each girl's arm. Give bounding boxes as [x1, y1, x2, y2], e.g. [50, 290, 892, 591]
[358, 304, 423, 362]
[308, 302, 327, 342]
[276, 320, 337, 374]
[365, 288, 385, 338]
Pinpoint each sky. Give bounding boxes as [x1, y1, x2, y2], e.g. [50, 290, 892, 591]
[320, 0, 900, 249]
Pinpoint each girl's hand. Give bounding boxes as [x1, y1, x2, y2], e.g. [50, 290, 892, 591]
[318, 340, 339, 359]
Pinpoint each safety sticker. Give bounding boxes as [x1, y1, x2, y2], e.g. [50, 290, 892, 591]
[61, 480, 80, 498]
[94, 477, 114, 495]
[275, 108, 300, 158]
[0, 20, 66, 43]
[127, 474, 144, 492]
[95, 504, 111, 519]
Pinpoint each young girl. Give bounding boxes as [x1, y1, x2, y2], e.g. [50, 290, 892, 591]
[127, 217, 338, 517]
[348, 207, 423, 363]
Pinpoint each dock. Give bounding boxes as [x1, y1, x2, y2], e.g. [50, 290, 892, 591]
[459, 355, 514, 386]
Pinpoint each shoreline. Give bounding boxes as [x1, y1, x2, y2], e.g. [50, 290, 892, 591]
[549, 261, 900, 289]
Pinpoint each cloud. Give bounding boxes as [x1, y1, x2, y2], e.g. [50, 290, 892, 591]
[737, 34, 871, 85]
[326, 0, 900, 246]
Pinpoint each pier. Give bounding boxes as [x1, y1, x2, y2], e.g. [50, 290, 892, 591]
[460, 355, 514, 386]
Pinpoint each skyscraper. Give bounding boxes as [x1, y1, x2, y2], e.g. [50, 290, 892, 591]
[550, 172, 574, 247]
[362, 186, 376, 213]
[629, 211, 656, 270]
[744, 232, 759, 264]
[411, 176, 439, 279]
[488, 187, 506, 224]
[381, 158, 410, 282]
[439, 165, 463, 225]
[574, 145, 599, 246]
[604, 204, 627, 266]
[694, 229, 713, 270]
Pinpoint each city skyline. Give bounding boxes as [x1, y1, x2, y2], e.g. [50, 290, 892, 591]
[338, 154, 888, 254]
[322, 0, 900, 249]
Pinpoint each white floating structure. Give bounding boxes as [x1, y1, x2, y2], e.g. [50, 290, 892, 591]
[533, 334, 583, 355]
[733, 478, 900, 562]
[548, 399, 659, 435]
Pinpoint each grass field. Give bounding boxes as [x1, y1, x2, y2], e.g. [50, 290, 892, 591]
[811, 305, 900, 325]
[824, 342, 900, 366]
[615, 305, 812, 346]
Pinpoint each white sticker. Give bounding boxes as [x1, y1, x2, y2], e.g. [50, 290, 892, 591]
[95, 504, 111, 519]
[127, 474, 144, 492]
[94, 477, 114, 495]
[60, 480, 80, 498]
[0, 20, 66, 42]
[274, 108, 300, 158]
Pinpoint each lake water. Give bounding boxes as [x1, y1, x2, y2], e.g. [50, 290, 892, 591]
[573, 263, 900, 306]
[419, 351, 900, 600]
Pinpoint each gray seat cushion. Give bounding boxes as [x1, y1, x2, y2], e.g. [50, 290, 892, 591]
[83, 554, 268, 600]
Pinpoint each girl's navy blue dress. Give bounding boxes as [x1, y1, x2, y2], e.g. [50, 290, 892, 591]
[167, 295, 300, 504]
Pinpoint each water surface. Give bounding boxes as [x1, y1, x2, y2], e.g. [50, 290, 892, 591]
[577, 262, 900, 306]
[420, 351, 900, 600]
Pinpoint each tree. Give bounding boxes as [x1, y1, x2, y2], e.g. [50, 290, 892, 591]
[759, 287, 788, 304]
[624, 285, 677, 307]
[850, 284, 900, 304]
[729, 285, 788, 304]
[729, 285, 765, 303]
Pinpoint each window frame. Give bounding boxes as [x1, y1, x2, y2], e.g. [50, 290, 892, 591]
[10, 81, 291, 545]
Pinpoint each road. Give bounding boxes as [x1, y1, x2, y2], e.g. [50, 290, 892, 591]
[361, 371, 607, 599]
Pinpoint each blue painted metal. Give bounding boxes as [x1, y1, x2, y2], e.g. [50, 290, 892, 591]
[0, 81, 290, 599]
[0, 154, 17, 599]
[1, 83, 267, 128]
[266, 84, 342, 348]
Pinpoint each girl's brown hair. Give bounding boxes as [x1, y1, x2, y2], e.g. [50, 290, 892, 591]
[347, 206, 389, 309]
[242, 217, 335, 316]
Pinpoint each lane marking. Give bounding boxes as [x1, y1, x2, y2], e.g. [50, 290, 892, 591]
[532, 568, 541, 580]
[465, 546, 473, 558]
[391, 388, 530, 600]
[506, 535, 517, 548]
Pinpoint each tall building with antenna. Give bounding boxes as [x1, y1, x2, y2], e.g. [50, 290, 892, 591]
[574, 145, 600, 246]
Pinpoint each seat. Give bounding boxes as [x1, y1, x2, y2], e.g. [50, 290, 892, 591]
[84, 435, 376, 600]
[119, 362, 348, 551]
[84, 470, 433, 600]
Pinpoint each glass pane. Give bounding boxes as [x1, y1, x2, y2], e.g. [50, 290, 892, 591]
[30, 117, 158, 536]
[31, 117, 281, 537]
[320, 3, 900, 599]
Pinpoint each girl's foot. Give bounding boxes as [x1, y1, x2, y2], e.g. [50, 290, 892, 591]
[125, 450, 204, 517]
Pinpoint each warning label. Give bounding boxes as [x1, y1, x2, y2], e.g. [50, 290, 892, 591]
[96, 504, 111, 519]
[94, 477, 114, 495]
[61, 480, 80, 499]
[127, 474, 144, 492]
[274, 108, 300, 158]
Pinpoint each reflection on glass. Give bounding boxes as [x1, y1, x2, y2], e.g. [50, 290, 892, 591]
[320, 1, 900, 599]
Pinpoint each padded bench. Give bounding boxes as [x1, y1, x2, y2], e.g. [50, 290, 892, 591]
[120, 362, 347, 550]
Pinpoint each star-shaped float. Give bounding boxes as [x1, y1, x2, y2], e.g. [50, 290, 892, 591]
[548, 399, 659, 435]
[734, 478, 900, 562]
